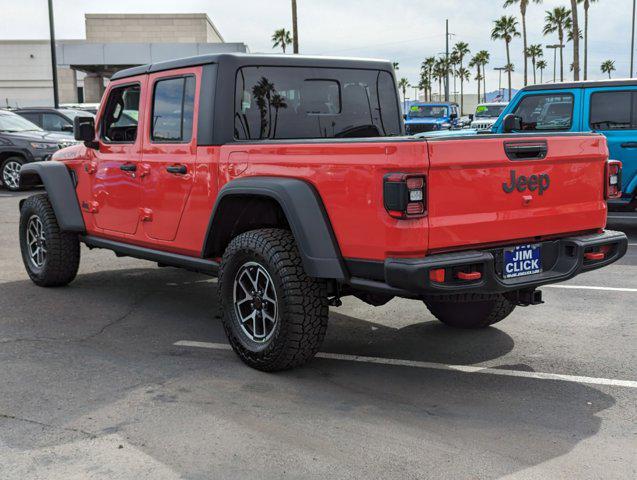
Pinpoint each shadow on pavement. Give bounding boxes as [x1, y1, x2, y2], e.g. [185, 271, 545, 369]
[0, 266, 618, 479]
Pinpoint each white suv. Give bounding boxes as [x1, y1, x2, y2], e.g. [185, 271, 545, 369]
[470, 102, 508, 131]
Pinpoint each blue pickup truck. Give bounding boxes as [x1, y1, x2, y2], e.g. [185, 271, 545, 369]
[404, 102, 460, 135]
[490, 80, 637, 210]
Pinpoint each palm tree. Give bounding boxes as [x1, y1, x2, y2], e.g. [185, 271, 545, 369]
[450, 51, 460, 103]
[601, 59, 616, 78]
[491, 16, 520, 102]
[421, 57, 436, 101]
[398, 78, 410, 111]
[537, 59, 548, 83]
[578, 0, 598, 80]
[433, 58, 448, 101]
[543, 7, 571, 81]
[469, 54, 482, 104]
[569, 0, 581, 80]
[452, 41, 470, 114]
[291, 0, 299, 53]
[271, 28, 292, 53]
[526, 44, 543, 84]
[478, 50, 491, 102]
[392, 62, 400, 71]
[503, 0, 542, 86]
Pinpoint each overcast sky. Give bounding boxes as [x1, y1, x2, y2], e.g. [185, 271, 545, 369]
[2, 0, 635, 94]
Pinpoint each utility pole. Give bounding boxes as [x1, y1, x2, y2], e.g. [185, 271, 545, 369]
[444, 19, 450, 102]
[630, 0, 636, 78]
[47, 0, 59, 108]
[291, 0, 299, 54]
[494, 67, 506, 100]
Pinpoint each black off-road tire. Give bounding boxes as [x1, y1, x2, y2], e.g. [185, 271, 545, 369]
[218, 228, 329, 371]
[424, 293, 516, 329]
[19, 194, 80, 287]
[1, 156, 25, 191]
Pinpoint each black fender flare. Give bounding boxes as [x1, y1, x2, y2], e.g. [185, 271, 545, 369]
[19, 161, 85, 232]
[204, 177, 347, 280]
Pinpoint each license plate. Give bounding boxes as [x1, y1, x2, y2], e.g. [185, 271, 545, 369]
[502, 244, 542, 279]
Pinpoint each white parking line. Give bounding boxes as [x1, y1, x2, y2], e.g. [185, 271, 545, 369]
[173, 341, 637, 389]
[544, 285, 637, 293]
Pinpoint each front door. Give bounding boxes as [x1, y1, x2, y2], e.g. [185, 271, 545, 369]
[91, 79, 146, 235]
[140, 69, 198, 242]
[584, 87, 637, 200]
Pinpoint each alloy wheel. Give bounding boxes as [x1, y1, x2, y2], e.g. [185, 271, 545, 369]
[26, 215, 47, 268]
[233, 261, 278, 342]
[2, 161, 22, 190]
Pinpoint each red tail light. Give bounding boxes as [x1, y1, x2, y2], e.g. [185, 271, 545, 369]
[605, 160, 622, 199]
[383, 173, 427, 219]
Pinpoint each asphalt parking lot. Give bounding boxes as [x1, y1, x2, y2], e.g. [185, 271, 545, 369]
[0, 190, 636, 480]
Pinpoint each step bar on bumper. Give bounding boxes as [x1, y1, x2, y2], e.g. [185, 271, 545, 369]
[348, 230, 628, 298]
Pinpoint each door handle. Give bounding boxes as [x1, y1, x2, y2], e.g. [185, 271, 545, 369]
[166, 164, 187, 174]
[120, 163, 137, 172]
[620, 142, 637, 148]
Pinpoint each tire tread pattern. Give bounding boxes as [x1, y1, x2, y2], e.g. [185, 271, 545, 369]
[20, 194, 80, 287]
[218, 228, 328, 371]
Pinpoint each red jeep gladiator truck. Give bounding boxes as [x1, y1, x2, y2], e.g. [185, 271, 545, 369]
[18, 53, 627, 371]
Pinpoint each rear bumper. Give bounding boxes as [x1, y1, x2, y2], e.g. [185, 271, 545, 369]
[348, 230, 627, 298]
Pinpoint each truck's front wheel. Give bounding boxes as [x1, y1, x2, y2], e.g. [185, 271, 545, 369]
[218, 228, 329, 371]
[19, 194, 80, 287]
[424, 293, 515, 329]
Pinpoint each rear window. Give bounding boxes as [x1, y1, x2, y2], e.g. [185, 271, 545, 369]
[511, 93, 574, 131]
[590, 91, 636, 130]
[234, 66, 401, 140]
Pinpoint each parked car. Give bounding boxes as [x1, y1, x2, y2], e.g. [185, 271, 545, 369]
[470, 102, 508, 131]
[404, 102, 460, 134]
[0, 110, 76, 191]
[491, 80, 637, 210]
[18, 53, 627, 371]
[60, 103, 100, 115]
[14, 107, 95, 137]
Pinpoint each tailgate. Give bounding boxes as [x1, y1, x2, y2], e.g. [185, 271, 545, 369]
[427, 134, 608, 251]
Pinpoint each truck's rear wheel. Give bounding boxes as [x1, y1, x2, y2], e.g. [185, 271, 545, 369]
[19, 194, 80, 287]
[218, 228, 329, 371]
[424, 293, 515, 329]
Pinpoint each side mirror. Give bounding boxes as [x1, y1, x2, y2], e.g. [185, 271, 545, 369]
[73, 116, 98, 149]
[403, 114, 407, 120]
[449, 112, 458, 120]
[502, 114, 522, 133]
[468, 114, 474, 121]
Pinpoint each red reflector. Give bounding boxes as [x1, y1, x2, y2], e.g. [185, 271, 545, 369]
[456, 271, 482, 281]
[584, 252, 605, 261]
[406, 202, 424, 215]
[429, 268, 445, 283]
[406, 177, 424, 189]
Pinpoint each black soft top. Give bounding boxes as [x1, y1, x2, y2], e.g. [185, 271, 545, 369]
[110, 53, 394, 81]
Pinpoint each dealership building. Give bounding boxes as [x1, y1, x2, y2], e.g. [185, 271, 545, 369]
[0, 14, 248, 108]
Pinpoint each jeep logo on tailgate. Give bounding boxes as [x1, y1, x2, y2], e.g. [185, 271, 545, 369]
[502, 170, 550, 195]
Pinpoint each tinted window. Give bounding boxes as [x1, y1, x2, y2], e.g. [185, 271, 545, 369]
[234, 66, 401, 140]
[42, 113, 69, 131]
[512, 94, 574, 131]
[102, 84, 141, 143]
[19, 112, 41, 126]
[590, 91, 634, 130]
[151, 76, 196, 142]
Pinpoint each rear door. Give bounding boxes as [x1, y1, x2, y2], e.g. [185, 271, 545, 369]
[426, 134, 608, 251]
[584, 87, 637, 199]
[140, 67, 198, 242]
